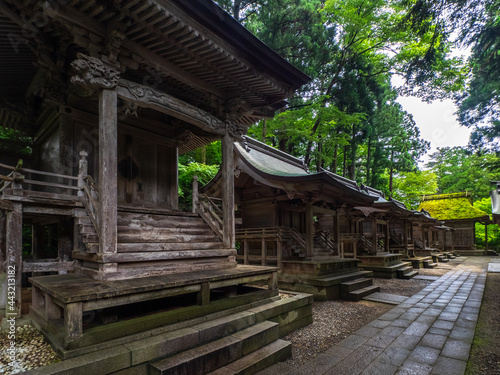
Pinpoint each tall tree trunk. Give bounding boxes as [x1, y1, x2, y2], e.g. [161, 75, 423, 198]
[317, 138, 323, 172]
[348, 125, 356, 180]
[278, 137, 286, 152]
[389, 149, 394, 197]
[200, 145, 207, 164]
[233, 0, 241, 21]
[331, 143, 338, 173]
[342, 145, 347, 177]
[366, 136, 372, 185]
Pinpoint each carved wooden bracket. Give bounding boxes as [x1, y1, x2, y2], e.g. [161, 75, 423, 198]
[70, 53, 120, 92]
[117, 79, 248, 138]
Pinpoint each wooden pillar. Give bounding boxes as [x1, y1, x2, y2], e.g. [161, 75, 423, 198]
[243, 239, 249, 265]
[371, 216, 377, 254]
[403, 220, 408, 255]
[410, 222, 415, 256]
[221, 133, 235, 248]
[305, 201, 314, 258]
[261, 237, 266, 266]
[334, 210, 340, 255]
[98, 88, 118, 254]
[6, 203, 22, 315]
[384, 219, 390, 253]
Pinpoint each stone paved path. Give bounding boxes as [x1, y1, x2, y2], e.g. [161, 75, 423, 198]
[287, 257, 488, 375]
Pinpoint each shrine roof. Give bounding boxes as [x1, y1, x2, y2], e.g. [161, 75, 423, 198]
[418, 192, 490, 222]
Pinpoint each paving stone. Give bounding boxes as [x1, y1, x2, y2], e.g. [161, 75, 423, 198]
[390, 318, 412, 328]
[431, 356, 467, 375]
[416, 315, 437, 324]
[324, 345, 383, 375]
[407, 307, 426, 314]
[455, 317, 477, 329]
[377, 346, 411, 367]
[398, 360, 433, 375]
[298, 346, 353, 375]
[404, 322, 431, 336]
[464, 300, 481, 308]
[360, 359, 398, 375]
[355, 325, 381, 338]
[388, 334, 421, 350]
[419, 333, 447, 350]
[368, 319, 392, 329]
[400, 312, 421, 321]
[458, 312, 479, 322]
[461, 306, 480, 314]
[366, 334, 397, 349]
[438, 312, 459, 322]
[421, 309, 442, 317]
[338, 334, 369, 349]
[448, 326, 475, 343]
[432, 320, 454, 330]
[379, 326, 405, 337]
[407, 345, 440, 365]
[428, 327, 451, 336]
[442, 306, 462, 314]
[441, 339, 471, 361]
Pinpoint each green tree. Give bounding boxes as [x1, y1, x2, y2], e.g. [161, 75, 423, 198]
[178, 162, 220, 211]
[391, 170, 438, 209]
[426, 147, 498, 200]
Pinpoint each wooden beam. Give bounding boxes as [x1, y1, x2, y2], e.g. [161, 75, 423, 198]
[98, 88, 118, 254]
[117, 79, 227, 136]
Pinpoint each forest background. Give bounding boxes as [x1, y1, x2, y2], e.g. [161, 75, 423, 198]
[177, 0, 500, 249]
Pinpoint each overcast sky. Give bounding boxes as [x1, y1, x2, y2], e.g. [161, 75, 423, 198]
[397, 95, 472, 168]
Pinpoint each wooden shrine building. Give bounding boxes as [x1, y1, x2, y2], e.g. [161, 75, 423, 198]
[0, 1, 315, 373]
[200, 137, 429, 299]
[419, 193, 491, 252]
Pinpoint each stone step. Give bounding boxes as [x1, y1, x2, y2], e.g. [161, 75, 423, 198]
[396, 266, 414, 279]
[398, 270, 418, 279]
[340, 277, 374, 293]
[117, 241, 224, 252]
[118, 233, 221, 243]
[438, 256, 449, 263]
[343, 285, 380, 302]
[117, 226, 215, 235]
[423, 260, 437, 269]
[207, 339, 292, 375]
[149, 321, 279, 375]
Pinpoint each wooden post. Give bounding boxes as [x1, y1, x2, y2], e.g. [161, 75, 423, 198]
[6, 203, 22, 315]
[261, 237, 266, 266]
[277, 238, 282, 270]
[371, 216, 377, 254]
[192, 175, 199, 213]
[78, 150, 88, 197]
[305, 202, 313, 258]
[98, 88, 118, 254]
[243, 239, 249, 265]
[221, 133, 235, 248]
[334, 210, 340, 255]
[385, 219, 390, 253]
[410, 222, 415, 256]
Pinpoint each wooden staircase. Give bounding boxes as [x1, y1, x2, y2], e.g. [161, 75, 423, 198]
[73, 209, 235, 280]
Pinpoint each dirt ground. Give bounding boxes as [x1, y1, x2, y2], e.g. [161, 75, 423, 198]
[466, 271, 500, 375]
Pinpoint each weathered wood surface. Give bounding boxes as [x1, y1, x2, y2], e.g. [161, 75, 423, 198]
[22, 260, 75, 273]
[221, 134, 235, 248]
[73, 249, 235, 263]
[6, 203, 22, 312]
[97, 88, 118, 255]
[2, 190, 83, 207]
[29, 265, 279, 304]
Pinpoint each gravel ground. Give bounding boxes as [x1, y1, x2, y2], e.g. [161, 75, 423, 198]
[0, 325, 59, 374]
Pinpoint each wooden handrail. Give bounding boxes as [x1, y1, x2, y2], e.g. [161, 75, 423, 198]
[196, 194, 223, 241]
[81, 175, 100, 234]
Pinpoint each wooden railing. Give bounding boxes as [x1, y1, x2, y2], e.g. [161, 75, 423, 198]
[0, 159, 79, 196]
[196, 193, 223, 241]
[315, 230, 336, 254]
[81, 175, 100, 233]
